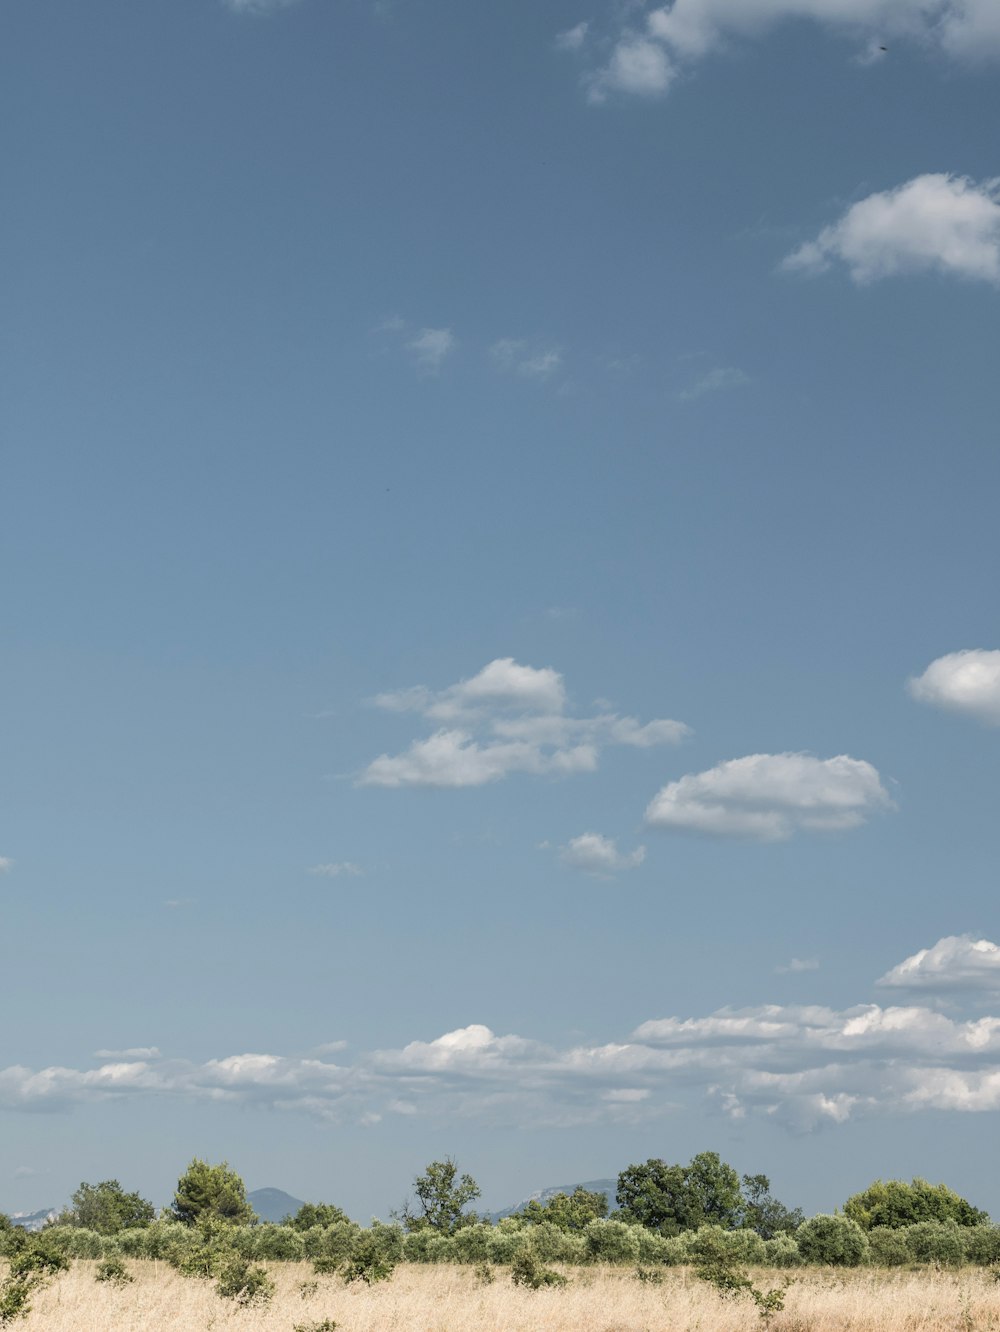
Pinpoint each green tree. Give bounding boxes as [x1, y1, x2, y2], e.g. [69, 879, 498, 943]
[843, 1178, 989, 1230]
[519, 1188, 609, 1231]
[286, 1203, 350, 1231]
[58, 1180, 155, 1235]
[739, 1175, 804, 1239]
[616, 1152, 742, 1236]
[398, 1158, 480, 1234]
[796, 1214, 869, 1266]
[170, 1159, 257, 1227]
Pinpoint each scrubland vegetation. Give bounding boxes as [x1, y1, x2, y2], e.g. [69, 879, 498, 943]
[4, 1155, 1000, 1329]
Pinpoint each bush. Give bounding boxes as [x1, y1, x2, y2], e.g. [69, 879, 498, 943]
[526, 1222, 587, 1265]
[293, 1322, 339, 1332]
[796, 1215, 869, 1267]
[94, 1257, 134, 1286]
[450, 1223, 493, 1264]
[867, 1227, 911, 1267]
[635, 1231, 680, 1265]
[510, 1250, 568, 1289]
[583, 1219, 641, 1265]
[342, 1225, 400, 1285]
[215, 1257, 275, 1307]
[485, 1225, 531, 1265]
[246, 1224, 306, 1262]
[904, 1221, 965, 1266]
[964, 1226, 1000, 1266]
[681, 1225, 766, 1265]
[0, 1243, 71, 1327]
[761, 1233, 803, 1268]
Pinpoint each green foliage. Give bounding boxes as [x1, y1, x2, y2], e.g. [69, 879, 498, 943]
[634, 1266, 665, 1284]
[519, 1188, 609, 1232]
[740, 1174, 805, 1238]
[963, 1226, 1000, 1265]
[693, 1233, 789, 1328]
[287, 1203, 350, 1231]
[761, 1233, 804, 1268]
[298, 1279, 319, 1298]
[58, 1180, 154, 1235]
[94, 1256, 134, 1286]
[341, 1224, 401, 1284]
[867, 1226, 912, 1267]
[795, 1214, 869, 1267]
[474, 1261, 495, 1284]
[171, 1159, 256, 1227]
[615, 1152, 742, 1235]
[583, 1218, 641, 1265]
[215, 1256, 275, 1306]
[0, 1240, 71, 1327]
[312, 1257, 340, 1276]
[844, 1178, 989, 1230]
[293, 1321, 338, 1332]
[682, 1224, 766, 1265]
[903, 1220, 965, 1266]
[399, 1158, 481, 1234]
[510, 1249, 569, 1289]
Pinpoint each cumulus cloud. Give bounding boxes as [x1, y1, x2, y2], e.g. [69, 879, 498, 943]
[407, 327, 457, 373]
[783, 174, 1000, 285]
[360, 658, 689, 788]
[908, 649, 1000, 725]
[5, 938, 1000, 1130]
[558, 832, 647, 876]
[308, 862, 363, 879]
[582, 2, 1000, 103]
[645, 752, 893, 841]
[490, 339, 563, 381]
[878, 935, 1000, 992]
[679, 366, 751, 401]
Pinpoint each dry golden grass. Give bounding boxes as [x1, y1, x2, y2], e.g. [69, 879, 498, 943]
[14, 1260, 1000, 1331]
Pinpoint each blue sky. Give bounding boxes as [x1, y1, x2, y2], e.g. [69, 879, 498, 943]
[4, 0, 1000, 1222]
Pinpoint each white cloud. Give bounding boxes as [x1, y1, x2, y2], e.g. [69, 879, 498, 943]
[555, 21, 590, 52]
[775, 957, 821, 974]
[588, 35, 675, 102]
[0, 858, 11, 875]
[7, 940, 1000, 1130]
[308, 862, 363, 879]
[360, 658, 689, 788]
[222, 0, 300, 11]
[558, 832, 647, 876]
[679, 366, 751, 400]
[908, 649, 1000, 725]
[583, 2, 1000, 103]
[783, 175, 1000, 284]
[490, 339, 563, 380]
[878, 935, 1000, 992]
[92, 1047, 161, 1060]
[645, 752, 893, 841]
[406, 327, 457, 373]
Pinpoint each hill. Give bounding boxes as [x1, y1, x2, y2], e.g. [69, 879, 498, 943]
[247, 1187, 305, 1224]
[488, 1178, 617, 1223]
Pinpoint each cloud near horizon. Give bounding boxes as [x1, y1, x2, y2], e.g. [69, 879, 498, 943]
[359, 658, 689, 788]
[578, 1, 1000, 102]
[783, 175, 1000, 285]
[645, 752, 893, 840]
[908, 649, 1000, 724]
[3, 936, 999, 1131]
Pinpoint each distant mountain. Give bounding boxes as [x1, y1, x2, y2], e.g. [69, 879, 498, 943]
[488, 1178, 617, 1223]
[247, 1187, 305, 1224]
[6, 1209, 56, 1232]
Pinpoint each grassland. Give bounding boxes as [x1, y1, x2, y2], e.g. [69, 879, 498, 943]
[12, 1260, 1000, 1331]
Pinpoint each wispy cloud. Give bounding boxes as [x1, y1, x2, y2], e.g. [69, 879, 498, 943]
[221, 0, 301, 12]
[555, 21, 590, 53]
[645, 752, 894, 841]
[5, 938, 1000, 1131]
[783, 175, 1000, 285]
[0, 858, 11, 875]
[308, 862, 363, 879]
[679, 366, 750, 401]
[557, 832, 646, 876]
[580, 2, 1000, 104]
[93, 1047, 161, 1060]
[490, 339, 563, 381]
[359, 658, 689, 788]
[406, 327, 457, 373]
[775, 957, 820, 975]
[909, 649, 1000, 725]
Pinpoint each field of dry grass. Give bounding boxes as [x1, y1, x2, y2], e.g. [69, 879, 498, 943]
[13, 1260, 1000, 1331]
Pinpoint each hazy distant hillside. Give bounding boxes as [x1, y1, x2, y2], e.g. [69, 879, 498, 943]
[6, 1209, 55, 1232]
[488, 1179, 617, 1223]
[246, 1187, 305, 1224]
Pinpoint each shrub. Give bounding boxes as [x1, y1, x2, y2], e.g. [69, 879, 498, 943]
[510, 1250, 568, 1289]
[0, 1243, 71, 1327]
[796, 1215, 869, 1267]
[583, 1219, 641, 1265]
[635, 1231, 680, 1265]
[451, 1223, 493, 1264]
[246, 1223, 306, 1262]
[293, 1321, 339, 1332]
[312, 1257, 340, 1276]
[474, 1261, 495, 1284]
[867, 1227, 912, 1267]
[485, 1226, 531, 1265]
[342, 1226, 400, 1285]
[682, 1225, 766, 1265]
[964, 1226, 1000, 1266]
[526, 1221, 587, 1265]
[904, 1221, 965, 1266]
[634, 1266, 664, 1284]
[94, 1257, 134, 1286]
[761, 1233, 803, 1268]
[215, 1257, 275, 1307]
